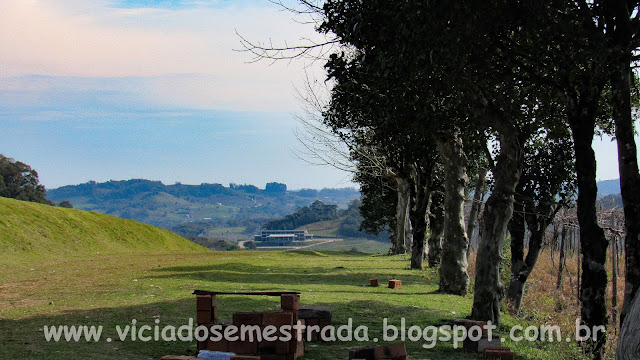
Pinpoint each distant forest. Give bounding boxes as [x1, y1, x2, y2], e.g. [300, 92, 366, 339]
[46, 179, 361, 230]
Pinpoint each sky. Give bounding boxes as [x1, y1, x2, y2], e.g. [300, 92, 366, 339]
[0, 0, 634, 191]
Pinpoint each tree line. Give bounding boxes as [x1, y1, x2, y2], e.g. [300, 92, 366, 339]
[241, 1, 640, 358]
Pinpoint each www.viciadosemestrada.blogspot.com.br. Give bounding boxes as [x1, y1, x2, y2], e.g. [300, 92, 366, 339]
[42, 317, 606, 349]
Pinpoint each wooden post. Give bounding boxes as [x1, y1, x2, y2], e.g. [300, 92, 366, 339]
[576, 226, 581, 306]
[556, 224, 567, 289]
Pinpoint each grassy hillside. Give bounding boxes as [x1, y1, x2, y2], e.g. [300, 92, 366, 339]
[0, 197, 207, 260]
[297, 218, 343, 237]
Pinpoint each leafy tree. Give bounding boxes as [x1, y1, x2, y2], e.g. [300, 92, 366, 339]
[265, 182, 287, 196]
[506, 127, 577, 313]
[243, 241, 257, 250]
[357, 173, 396, 241]
[262, 200, 338, 230]
[0, 154, 53, 205]
[187, 236, 239, 251]
[509, 2, 632, 354]
[58, 201, 73, 208]
[337, 199, 388, 240]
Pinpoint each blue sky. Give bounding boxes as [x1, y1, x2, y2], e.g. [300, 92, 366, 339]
[0, 0, 632, 191]
[0, 0, 351, 190]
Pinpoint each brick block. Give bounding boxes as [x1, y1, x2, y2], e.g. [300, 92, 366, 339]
[197, 310, 212, 324]
[196, 295, 216, 309]
[259, 340, 290, 354]
[477, 337, 503, 353]
[369, 278, 379, 287]
[229, 339, 259, 355]
[482, 346, 511, 354]
[304, 318, 320, 341]
[263, 312, 294, 327]
[456, 320, 489, 337]
[260, 355, 286, 360]
[294, 339, 304, 357]
[206, 338, 229, 352]
[373, 343, 407, 359]
[233, 312, 264, 326]
[197, 338, 206, 351]
[464, 336, 502, 353]
[230, 356, 261, 360]
[484, 348, 515, 360]
[318, 318, 331, 328]
[280, 295, 300, 311]
[388, 280, 402, 289]
[349, 345, 376, 360]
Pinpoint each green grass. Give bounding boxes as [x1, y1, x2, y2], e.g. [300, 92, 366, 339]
[0, 197, 206, 261]
[0, 198, 586, 359]
[297, 219, 342, 237]
[0, 251, 585, 360]
[309, 238, 390, 253]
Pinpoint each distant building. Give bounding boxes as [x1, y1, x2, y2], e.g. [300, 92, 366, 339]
[254, 230, 313, 246]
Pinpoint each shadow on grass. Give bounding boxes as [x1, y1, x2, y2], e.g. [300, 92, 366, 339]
[146, 261, 440, 293]
[1, 280, 574, 359]
[0, 297, 505, 360]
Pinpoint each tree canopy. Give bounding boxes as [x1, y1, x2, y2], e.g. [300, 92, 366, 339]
[0, 154, 53, 205]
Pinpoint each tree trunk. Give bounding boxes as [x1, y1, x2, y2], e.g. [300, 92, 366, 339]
[507, 221, 547, 315]
[390, 176, 411, 255]
[471, 124, 523, 325]
[507, 203, 526, 314]
[616, 292, 640, 360]
[611, 60, 640, 327]
[410, 165, 433, 269]
[557, 224, 567, 289]
[436, 134, 469, 295]
[427, 179, 445, 268]
[466, 166, 487, 257]
[568, 94, 608, 359]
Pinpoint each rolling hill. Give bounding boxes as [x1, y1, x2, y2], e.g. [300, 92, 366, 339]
[0, 196, 207, 260]
[597, 178, 621, 196]
[46, 179, 360, 229]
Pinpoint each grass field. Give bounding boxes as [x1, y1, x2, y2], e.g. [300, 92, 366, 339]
[308, 238, 390, 253]
[0, 250, 591, 360]
[0, 198, 597, 359]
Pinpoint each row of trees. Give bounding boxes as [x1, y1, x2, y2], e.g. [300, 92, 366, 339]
[242, 1, 640, 358]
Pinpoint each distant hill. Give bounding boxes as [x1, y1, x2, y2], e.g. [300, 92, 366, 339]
[0, 196, 207, 260]
[46, 179, 361, 229]
[597, 178, 621, 196]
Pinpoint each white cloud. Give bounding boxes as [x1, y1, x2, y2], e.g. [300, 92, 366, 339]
[0, 0, 329, 111]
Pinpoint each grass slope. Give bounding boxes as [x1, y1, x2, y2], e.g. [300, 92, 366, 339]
[0, 197, 206, 261]
[297, 218, 342, 237]
[296, 219, 390, 253]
